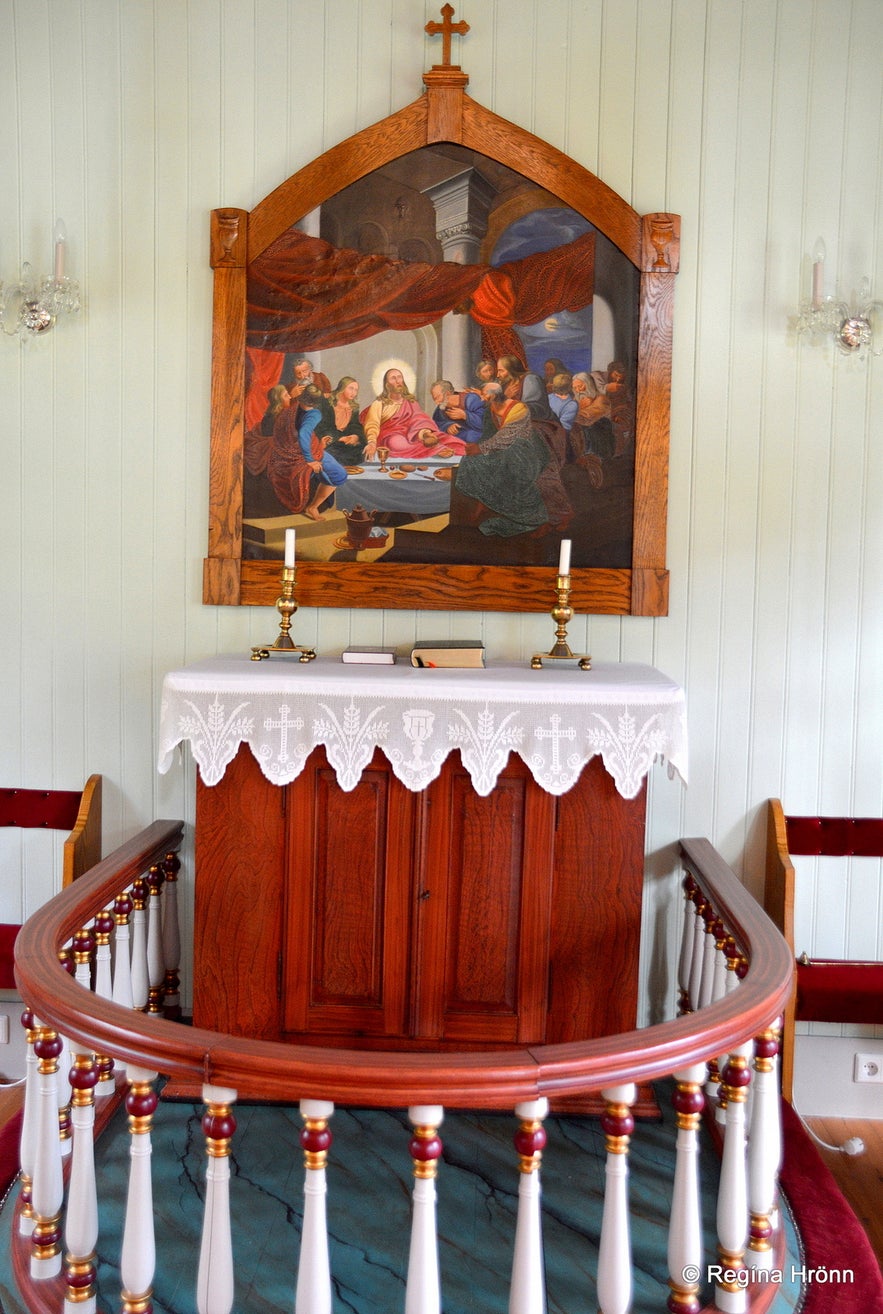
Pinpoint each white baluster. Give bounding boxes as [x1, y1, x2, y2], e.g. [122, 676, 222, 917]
[55, 949, 74, 1161]
[704, 924, 729, 1104]
[92, 910, 116, 1098]
[405, 1105, 444, 1314]
[509, 1097, 548, 1314]
[597, 1084, 635, 1314]
[120, 1065, 158, 1313]
[687, 898, 706, 1010]
[714, 941, 743, 1125]
[296, 1099, 335, 1314]
[112, 892, 134, 1011]
[18, 1008, 40, 1237]
[668, 1064, 705, 1314]
[716, 1049, 751, 1312]
[146, 865, 165, 1014]
[30, 1025, 64, 1278]
[197, 1084, 238, 1314]
[697, 912, 717, 1009]
[677, 877, 697, 1012]
[64, 1048, 99, 1314]
[130, 878, 149, 1010]
[64, 928, 99, 1313]
[747, 1031, 781, 1271]
[711, 925, 729, 1007]
[162, 851, 182, 1016]
[93, 910, 113, 1001]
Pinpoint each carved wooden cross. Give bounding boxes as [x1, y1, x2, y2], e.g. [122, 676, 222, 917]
[425, 4, 469, 67]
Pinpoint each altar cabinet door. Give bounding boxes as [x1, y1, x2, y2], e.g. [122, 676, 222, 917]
[413, 752, 555, 1045]
[282, 747, 419, 1040]
[194, 746, 287, 1040]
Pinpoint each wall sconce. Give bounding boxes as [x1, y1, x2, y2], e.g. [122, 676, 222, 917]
[0, 221, 80, 339]
[796, 238, 882, 358]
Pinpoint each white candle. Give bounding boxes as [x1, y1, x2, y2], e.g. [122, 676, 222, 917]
[53, 220, 66, 281]
[811, 237, 825, 309]
[284, 527, 296, 567]
[558, 538, 571, 577]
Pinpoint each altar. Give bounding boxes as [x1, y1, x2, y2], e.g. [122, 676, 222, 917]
[159, 656, 687, 1067]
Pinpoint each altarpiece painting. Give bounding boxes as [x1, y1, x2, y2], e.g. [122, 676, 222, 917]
[204, 30, 679, 616]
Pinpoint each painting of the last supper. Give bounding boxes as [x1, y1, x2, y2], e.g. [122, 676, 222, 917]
[240, 144, 640, 571]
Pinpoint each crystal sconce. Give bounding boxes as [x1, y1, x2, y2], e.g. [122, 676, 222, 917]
[0, 221, 80, 339]
[796, 238, 882, 358]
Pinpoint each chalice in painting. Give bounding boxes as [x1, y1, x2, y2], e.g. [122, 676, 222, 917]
[376, 445, 390, 472]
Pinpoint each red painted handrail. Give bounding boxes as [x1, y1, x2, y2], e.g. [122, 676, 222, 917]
[14, 826, 793, 1109]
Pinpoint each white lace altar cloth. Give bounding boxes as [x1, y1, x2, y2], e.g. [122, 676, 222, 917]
[158, 656, 688, 799]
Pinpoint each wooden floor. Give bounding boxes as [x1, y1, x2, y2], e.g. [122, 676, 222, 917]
[0, 1082, 22, 1130]
[804, 1116, 883, 1268]
[0, 1085, 878, 1270]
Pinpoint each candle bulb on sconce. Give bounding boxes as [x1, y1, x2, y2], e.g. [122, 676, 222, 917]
[811, 237, 825, 310]
[54, 220, 66, 282]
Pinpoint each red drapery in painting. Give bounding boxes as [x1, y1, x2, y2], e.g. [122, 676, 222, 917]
[244, 348, 285, 436]
[244, 227, 595, 432]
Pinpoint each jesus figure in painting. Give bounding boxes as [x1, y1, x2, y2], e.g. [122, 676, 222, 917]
[360, 368, 468, 459]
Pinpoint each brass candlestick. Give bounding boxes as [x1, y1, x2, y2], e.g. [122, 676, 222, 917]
[250, 566, 317, 662]
[531, 575, 591, 670]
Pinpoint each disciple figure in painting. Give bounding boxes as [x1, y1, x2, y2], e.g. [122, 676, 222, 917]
[315, 376, 371, 467]
[571, 371, 615, 458]
[604, 360, 636, 456]
[267, 385, 348, 520]
[454, 393, 572, 538]
[360, 368, 468, 458]
[430, 379, 486, 445]
[495, 356, 553, 422]
[262, 383, 290, 436]
[288, 356, 332, 403]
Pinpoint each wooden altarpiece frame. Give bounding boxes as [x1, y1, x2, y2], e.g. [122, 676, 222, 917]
[203, 58, 679, 616]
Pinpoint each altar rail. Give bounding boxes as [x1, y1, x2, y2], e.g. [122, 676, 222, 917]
[10, 823, 793, 1314]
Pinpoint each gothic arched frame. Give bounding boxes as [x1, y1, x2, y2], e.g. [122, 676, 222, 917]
[204, 63, 679, 615]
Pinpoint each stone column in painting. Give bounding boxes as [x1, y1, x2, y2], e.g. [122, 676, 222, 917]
[423, 168, 495, 390]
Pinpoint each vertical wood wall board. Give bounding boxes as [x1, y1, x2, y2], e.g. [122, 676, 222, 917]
[529, 0, 572, 160]
[713, 8, 779, 864]
[220, 0, 259, 206]
[632, 0, 673, 215]
[597, 0, 639, 206]
[49, 1, 89, 792]
[252, 0, 294, 206]
[562, 13, 604, 186]
[485, 0, 535, 133]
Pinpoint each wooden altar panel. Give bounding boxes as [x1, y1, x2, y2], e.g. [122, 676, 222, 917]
[193, 746, 286, 1039]
[546, 756, 647, 1044]
[282, 750, 418, 1039]
[414, 754, 554, 1044]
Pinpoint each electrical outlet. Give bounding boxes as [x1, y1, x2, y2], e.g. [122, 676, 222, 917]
[0, 1015, 7, 1044]
[853, 1052, 883, 1083]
